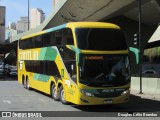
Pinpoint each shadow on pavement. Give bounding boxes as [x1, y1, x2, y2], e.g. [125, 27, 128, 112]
[0, 74, 17, 81]
[72, 95, 160, 112]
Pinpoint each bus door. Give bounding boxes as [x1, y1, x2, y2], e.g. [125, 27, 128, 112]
[58, 46, 77, 102]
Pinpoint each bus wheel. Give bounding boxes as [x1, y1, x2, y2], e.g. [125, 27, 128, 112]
[51, 84, 60, 101]
[24, 81, 26, 88]
[59, 86, 68, 104]
[22, 75, 26, 88]
[26, 77, 31, 90]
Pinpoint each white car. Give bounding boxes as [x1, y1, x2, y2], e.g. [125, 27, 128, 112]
[8, 68, 17, 76]
[0, 62, 4, 74]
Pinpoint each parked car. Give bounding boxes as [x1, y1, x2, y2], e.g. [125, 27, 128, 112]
[8, 68, 17, 76]
[4, 64, 9, 72]
[0, 68, 4, 74]
[5, 64, 17, 76]
[0, 62, 4, 74]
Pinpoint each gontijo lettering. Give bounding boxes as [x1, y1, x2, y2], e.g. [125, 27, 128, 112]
[19, 51, 38, 60]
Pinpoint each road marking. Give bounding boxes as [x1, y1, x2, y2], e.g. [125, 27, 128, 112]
[3, 100, 11, 104]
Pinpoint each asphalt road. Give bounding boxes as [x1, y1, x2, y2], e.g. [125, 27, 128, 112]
[0, 81, 160, 117]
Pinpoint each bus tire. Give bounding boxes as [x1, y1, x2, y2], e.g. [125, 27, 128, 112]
[51, 84, 60, 101]
[26, 77, 31, 90]
[59, 86, 68, 104]
[22, 75, 26, 88]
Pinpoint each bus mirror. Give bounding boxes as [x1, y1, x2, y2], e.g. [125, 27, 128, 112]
[129, 47, 139, 64]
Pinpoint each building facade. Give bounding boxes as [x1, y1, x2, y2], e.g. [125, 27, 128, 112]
[5, 28, 18, 43]
[16, 17, 29, 33]
[8, 22, 16, 30]
[0, 6, 6, 44]
[30, 8, 45, 29]
[53, 0, 58, 7]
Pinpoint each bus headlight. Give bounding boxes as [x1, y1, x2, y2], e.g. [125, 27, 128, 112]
[80, 90, 94, 97]
[121, 90, 129, 96]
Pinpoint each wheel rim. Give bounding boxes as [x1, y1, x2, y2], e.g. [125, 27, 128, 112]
[53, 87, 57, 98]
[27, 82, 29, 88]
[61, 89, 65, 101]
[26, 80, 29, 89]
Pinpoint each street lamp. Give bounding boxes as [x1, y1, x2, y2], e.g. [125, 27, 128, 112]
[28, 0, 30, 30]
[137, 0, 143, 94]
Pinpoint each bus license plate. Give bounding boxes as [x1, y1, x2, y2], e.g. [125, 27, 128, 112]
[104, 100, 112, 104]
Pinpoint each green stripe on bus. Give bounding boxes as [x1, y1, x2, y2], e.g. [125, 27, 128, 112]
[45, 24, 67, 33]
[69, 45, 81, 64]
[69, 45, 81, 54]
[38, 47, 57, 61]
[33, 73, 50, 82]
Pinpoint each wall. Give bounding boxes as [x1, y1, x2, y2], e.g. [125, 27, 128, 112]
[131, 77, 160, 94]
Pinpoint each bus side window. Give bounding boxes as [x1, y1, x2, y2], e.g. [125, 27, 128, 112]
[62, 28, 74, 45]
[35, 35, 42, 48]
[55, 37, 62, 45]
[50, 32, 56, 46]
[66, 37, 74, 45]
[43, 33, 51, 47]
[30, 37, 36, 49]
[55, 30, 62, 46]
[23, 38, 31, 49]
[19, 40, 24, 49]
[48, 61, 60, 77]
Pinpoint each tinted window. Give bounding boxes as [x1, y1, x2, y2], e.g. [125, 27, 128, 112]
[25, 60, 60, 77]
[75, 28, 127, 50]
[43, 33, 51, 47]
[79, 54, 130, 87]
[19, 28, 74, 50]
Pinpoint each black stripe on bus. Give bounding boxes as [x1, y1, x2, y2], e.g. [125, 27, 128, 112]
[24, 60, 61, 79]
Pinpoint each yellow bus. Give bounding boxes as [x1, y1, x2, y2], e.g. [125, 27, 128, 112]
[18, 22, 131, 105]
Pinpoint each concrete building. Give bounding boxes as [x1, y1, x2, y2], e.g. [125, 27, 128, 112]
[53, 0, 59, 7]
[0, 6, 5, 44]
[5, 28, 18, 43]
[16, 17, 29, 34]
[8, 22, 16, 30]
[30, 8, 45, 29]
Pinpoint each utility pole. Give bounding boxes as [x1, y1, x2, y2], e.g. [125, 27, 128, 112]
[138, 0, 143, 94]
[28, 0, 30, 30]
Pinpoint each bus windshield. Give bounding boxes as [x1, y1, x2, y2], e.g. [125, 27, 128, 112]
[79, 54, 130, 87]
[75, 28, 127, 50]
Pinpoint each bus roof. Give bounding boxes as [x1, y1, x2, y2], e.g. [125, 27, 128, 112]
[67, 22, 120, 29]
[21, 22, 120, 40]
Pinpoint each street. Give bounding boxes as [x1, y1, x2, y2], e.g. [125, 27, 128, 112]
[0, 81, 160, 114]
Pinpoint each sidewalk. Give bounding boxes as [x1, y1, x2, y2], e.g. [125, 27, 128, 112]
[131, 90, 160, 101]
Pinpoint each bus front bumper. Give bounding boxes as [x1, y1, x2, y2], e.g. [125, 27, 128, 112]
[75, 91, 130, 105]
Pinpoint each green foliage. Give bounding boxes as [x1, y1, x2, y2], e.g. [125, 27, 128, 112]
[144, 47, 160, 63]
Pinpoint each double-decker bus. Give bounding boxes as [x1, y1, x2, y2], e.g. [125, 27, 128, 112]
[18, 22, 131, 105]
